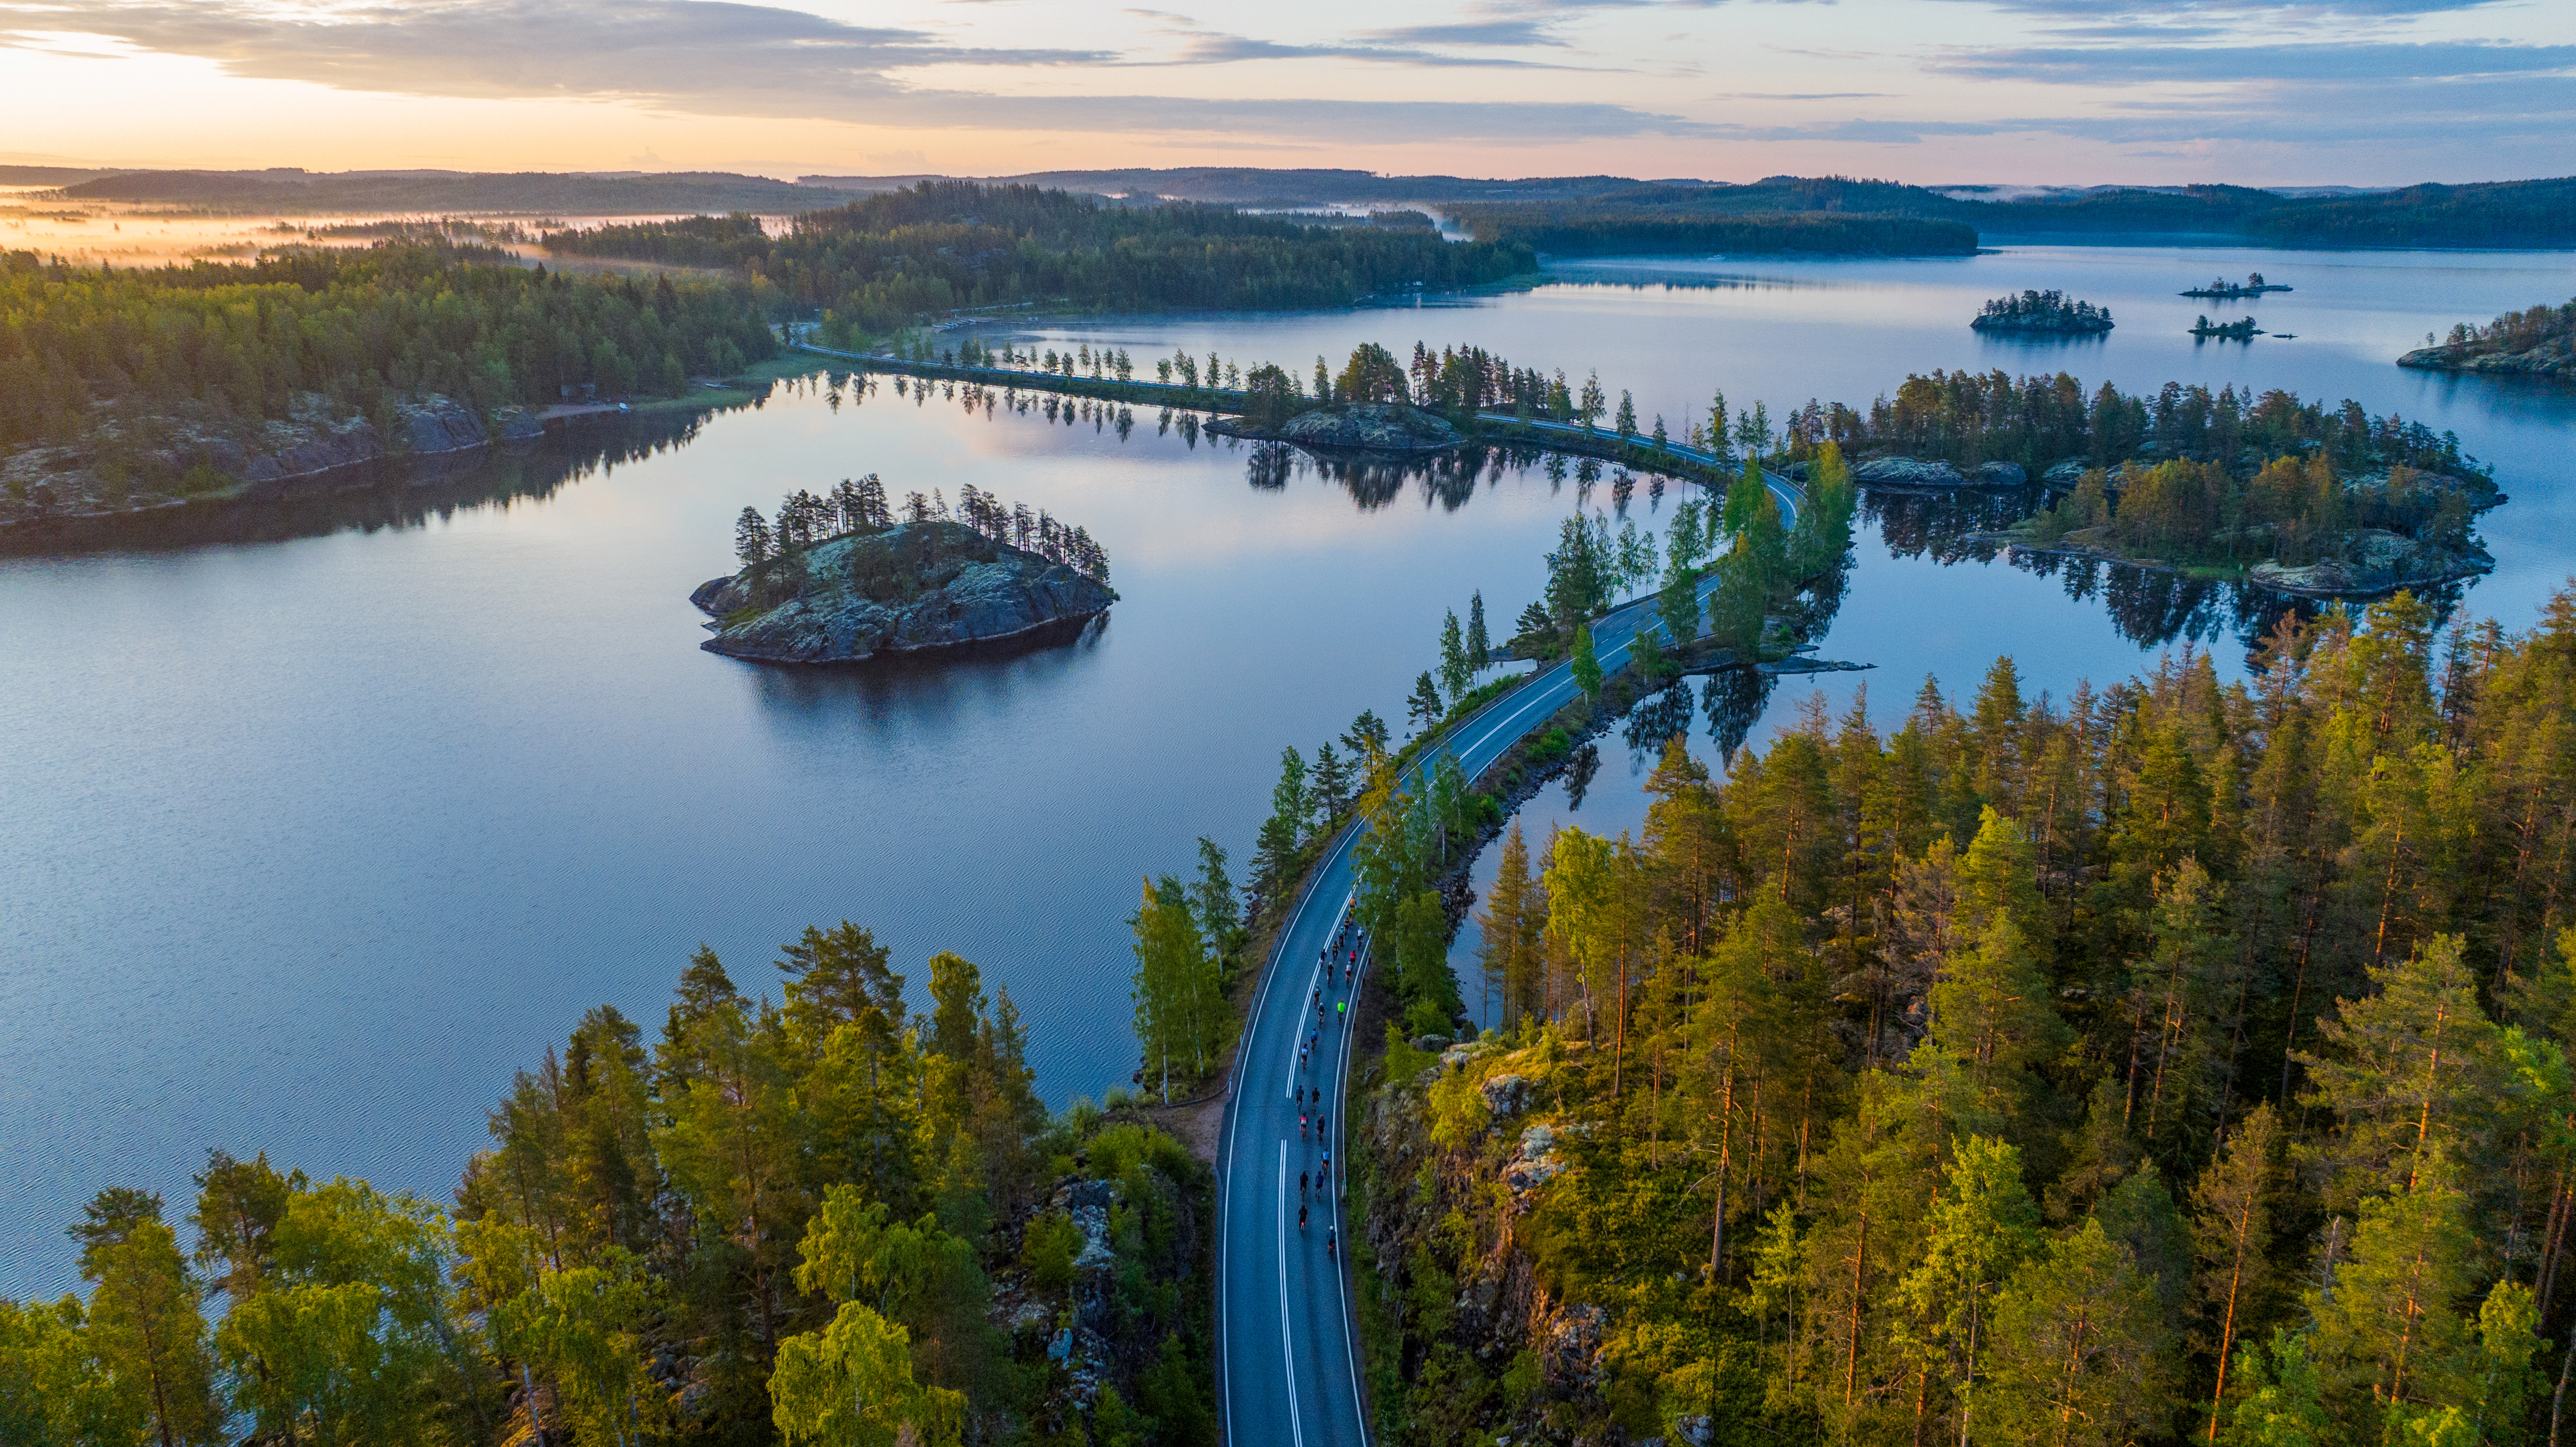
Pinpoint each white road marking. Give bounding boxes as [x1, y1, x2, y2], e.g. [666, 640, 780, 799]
[1279, 1139, 1306, 1447]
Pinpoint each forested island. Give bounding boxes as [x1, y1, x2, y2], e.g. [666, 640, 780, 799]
[2400, 297, 2576, 382]
[2183, 272, 2291, 299]
[695, 479, 1115, 663]
[2192, 315, 2265, 341]
[1345, 583, 2576, 1447]
[1971, 289, 2114, 334]
[545, 182, 1538, 344]
[0, 246, 776, 530]
[2004, 453, 2498, 594]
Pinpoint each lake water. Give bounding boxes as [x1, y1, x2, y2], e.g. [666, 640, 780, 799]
[5, 242, 2575, 1296]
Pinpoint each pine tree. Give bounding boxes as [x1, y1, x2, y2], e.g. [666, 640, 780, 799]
[1616, 389, 1638, 438]
[75, 1190, 219, 1447]
[2192, 1104, 2284, 1440]
[1439, 610, 1472, 704]
[1408, 671, 1445, 736]
[1893, 1135, 2043, 1442]
[1476, 822, 1544, 1028]
[1979, 1218, 2174, 1447]
[1253, 747, 1310, 893]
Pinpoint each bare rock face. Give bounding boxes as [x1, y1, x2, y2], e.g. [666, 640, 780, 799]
[692, 519, 1117, 664]
[1853, 456, 1968, 487]
[1265, 403, 1462, 453]
[2249, 529, 2495, 597]
[2400, 335, 2576, 381]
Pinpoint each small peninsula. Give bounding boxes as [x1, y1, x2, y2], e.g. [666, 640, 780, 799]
[1970, 289, 2113, 334]
[2399, 297, 2576, 381]
[1998, 453, 2500, 597]
[693, 480, 1115, 663]
[2182, 271, 2292, 298]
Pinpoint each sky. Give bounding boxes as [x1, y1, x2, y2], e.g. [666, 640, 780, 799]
[0, 0, 2569, 187]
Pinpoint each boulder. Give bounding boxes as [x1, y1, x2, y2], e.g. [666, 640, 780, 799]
[1976, 460, 2027, 486]
[1852, 457, 1968, 487]
[2042, 458, 2092, 486]
[1479, 1073, 1534, 1119]
[1503, 1123, 1564, 1193]
[695, 520, 1118, 664]
[1269, 403, 1462, 453]
[2248, 529, 2493, 597]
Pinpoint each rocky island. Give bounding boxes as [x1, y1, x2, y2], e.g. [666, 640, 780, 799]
[2399, 296, 2576, 381]
[1970, 288, 2114, 335]
[693, 479, 1115, 663]
[2182, 271, 2292, 298]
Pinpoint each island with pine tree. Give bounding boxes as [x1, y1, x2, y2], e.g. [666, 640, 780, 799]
[692, 477, 1115, 663]
[1970, 289, 2114, 334]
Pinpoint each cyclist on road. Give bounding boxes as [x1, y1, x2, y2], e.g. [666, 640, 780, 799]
[1327, 1228, 1338, 1260]
[1300, 1169, 1310, 1198]
[1299, 1204, 1308, 1233]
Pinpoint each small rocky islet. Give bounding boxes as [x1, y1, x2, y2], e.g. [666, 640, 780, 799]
[692, 518, 1117, 664]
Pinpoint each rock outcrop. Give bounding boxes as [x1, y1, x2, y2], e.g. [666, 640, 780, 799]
[1853, 456, 2028, 488]
[1212, 402, 1461, 453]
[2400, 335, 2576, 382]
[692, 519, 1117, 664]
[1, 391, 545, 528]
[2249, 529, 2496, 596]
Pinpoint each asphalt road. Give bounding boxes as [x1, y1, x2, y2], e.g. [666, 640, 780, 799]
[1212, 468, 1799, 1447]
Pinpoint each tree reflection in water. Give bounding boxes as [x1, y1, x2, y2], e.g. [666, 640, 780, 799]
[1863, 482, 2471, 653]
[0, 407, 727, 556]
[1235, 436, 1664, 514]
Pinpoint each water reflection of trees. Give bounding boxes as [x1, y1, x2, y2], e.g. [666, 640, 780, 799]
[1863, 482, 2469, 653]
[1240, 438, 1684, 514]
[1, 409, 725, 555]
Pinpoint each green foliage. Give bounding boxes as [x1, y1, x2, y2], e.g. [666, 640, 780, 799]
[1131, 874, 1227, 1099]
[0, 245, 775, 465]
[1344, 586, 2576, 1447]
[1571, 624, 1602, 701]
[561, 181, 1532, 337]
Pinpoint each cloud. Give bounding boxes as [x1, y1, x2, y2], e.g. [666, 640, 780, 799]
[0, 0, 1693, 139]
[1935, 39, 2576, 84]
[1357, 20, 1568, 47]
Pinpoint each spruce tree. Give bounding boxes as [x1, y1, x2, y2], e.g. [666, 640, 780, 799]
[1467, 591, 1491, 674]
[1408, 671, 1445, 736]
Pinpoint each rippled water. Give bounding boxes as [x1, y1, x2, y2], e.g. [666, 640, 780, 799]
[4, 243, 2574, 1295]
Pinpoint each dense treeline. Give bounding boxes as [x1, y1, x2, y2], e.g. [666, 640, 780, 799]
[1792, 368, 2483, 479]
[542, 214, 776, 270]
[0, 245, 776, 456]
[2024, 454, 2486, 571]
[2414, 296, 2576, 365]
[1449, 208, 1978, 258]
[1360, 585, 2576, 1447]
[542, 182, 1535, 339]
[2244, 179, 2576, 248]
[1, 930, 1217, 1447]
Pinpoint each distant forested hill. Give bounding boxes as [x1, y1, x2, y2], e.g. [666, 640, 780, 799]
[545, 181, 1540, 333]
[54, 168, 846, 214]
[1445, 175, 2576, 249]
[1447, 204, 1977, 256]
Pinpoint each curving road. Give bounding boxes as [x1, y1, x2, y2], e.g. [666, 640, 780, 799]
[1213, 465, 1799, 1447]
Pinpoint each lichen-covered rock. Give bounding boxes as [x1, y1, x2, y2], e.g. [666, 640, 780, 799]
[1976, 460, 2028, 486]
[1853, 456, 1969, 487]
[1234, 403, 1461, 453]
[1479, 1073, 1533, 1119]
[693, 519, 1117, 663]
[2043, 458, 2092, 486]
[2400, 335, 2576, 381]
[2249, 528, 2495, 596]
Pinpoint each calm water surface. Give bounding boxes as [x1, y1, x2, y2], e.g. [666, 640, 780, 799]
[4, 243, 2574, 1294]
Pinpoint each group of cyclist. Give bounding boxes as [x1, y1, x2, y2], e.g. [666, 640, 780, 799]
[1294, 916, 1365, 1261]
